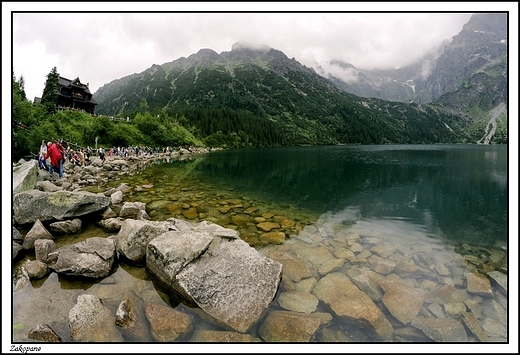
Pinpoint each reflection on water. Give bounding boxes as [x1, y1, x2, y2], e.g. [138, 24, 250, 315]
[12, 144, 509, 344]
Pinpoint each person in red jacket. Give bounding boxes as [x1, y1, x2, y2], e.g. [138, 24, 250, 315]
[44, 140, 63, 178]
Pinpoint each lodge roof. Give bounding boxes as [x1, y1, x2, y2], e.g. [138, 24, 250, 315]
[59, 76, 92, 95]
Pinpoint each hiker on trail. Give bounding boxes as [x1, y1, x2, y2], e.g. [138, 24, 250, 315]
[39, 140, 48, 170]
[44, 140, 63, 178]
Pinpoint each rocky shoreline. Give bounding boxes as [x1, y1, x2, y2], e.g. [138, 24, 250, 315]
[12, 149, 508, 343]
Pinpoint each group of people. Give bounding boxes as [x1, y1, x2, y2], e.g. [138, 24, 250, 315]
[38, 139, 94, 178]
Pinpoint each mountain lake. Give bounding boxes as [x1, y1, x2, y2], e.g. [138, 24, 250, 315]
[11, 144, 510, 349]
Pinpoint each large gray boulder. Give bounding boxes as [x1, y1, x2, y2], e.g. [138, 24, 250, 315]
[115, 219, 177, 262]
[13, 159, 38, 195]
[146, 222, 282, 333]
[13, 190, 110, 225]
[48, 237, 116, 278]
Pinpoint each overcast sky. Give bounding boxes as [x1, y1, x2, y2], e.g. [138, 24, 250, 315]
[7, 2, 509, 102]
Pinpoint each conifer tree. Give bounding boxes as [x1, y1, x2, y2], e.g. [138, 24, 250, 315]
[41, 66, 60, 113]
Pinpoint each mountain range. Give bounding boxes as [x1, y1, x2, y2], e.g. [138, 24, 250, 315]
[93, 13, 508, 145]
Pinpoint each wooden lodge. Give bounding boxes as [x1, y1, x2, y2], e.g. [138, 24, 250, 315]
[56, 76, 98, 114]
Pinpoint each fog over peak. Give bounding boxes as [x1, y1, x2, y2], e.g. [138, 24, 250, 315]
[8, 10, 483, 102]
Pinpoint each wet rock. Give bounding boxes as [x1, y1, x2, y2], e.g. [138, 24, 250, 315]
[34, 239, 56, 263]
[12, 226, 23, 243]
[290, 241, 335, 267]
[258, 310, 321, 342]
[443, 302, 467, 318]
[100, 207, 117, 220]
[379, 280, 425, 324]
[26, 324, 62, 342]
[110, 190, 123, 204]
[257, 221, 281, 232]
[115, 290, 152, 342]
[486, 271, 507, 295]
[36, 180, 62, 192]
[269, 251, 313, 282]
[97, 217, 125, 232]
[49, 218, 82, 234]
[277, 291, 319, 314]
[116, 219, 174, 262]
[182, 208, 198, 219]
[69, 294, 123, 342]
[22, 220, 54, 250]
[481, 317, 507, 338]
[260, 231, 286, 244]
[333, 247, 355, 259]
[368, 255, 396, 275]
[24, 260, 50, 279]
[370, 245, 396, 258]
[136, 209, 150, 220]
[427, 303, 446, 318]
[466, 272, 493, 297]
[146, 230, 214, 287]
[190, 330, 261, 342]
[174, 237, 282, 333]
[13, 159, 38, 195]
[346, 267, 384, 302]
[49, 237, 116, 278]
[13, 190, 110, 225]
[312, 272, 393, 339]
[482, 299, 507, 325]
[119, 201, 146, 219]
[411, 317, 468, 342]
[13, 241, 23, 260]
[425, 285, 470, 304]
[294, 277, 317, 293]
[317, 258, 344, 275]
[145, 302, 193, 342]
[394, 260, 424, 278]
[461, 312, 488, 342]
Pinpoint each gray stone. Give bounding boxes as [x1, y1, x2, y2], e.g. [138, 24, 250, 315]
[115, 291, 153, 342]
[411, 317, 468, 342]
[466, 272, 493, 297]
[27, 324, 61, 342]
[346, 267, 384, 302]
[144, 302, 192, 342]
[69, 294, 123, 341]
[49, 218, 82, 234]
[116, 219, 174, 262]
[486, 271, 507, 295]
[97, 217, 125, 232]
[22, 220, 54, 250]
[258, 311, 321, 342]
[277, 291, 319, 314]
[190, 330, 261, 342]
[12, 226, 23, 243]
[119, 201, 146, 219]
[36, 180, 62, 192]
[380, 280, 425, 324]
[13, 190, 110, 225]
[174, 237, 282, 333]
[24, 260, 50, 279]
[269, 251, 312, 282]
[312, 272, 393, 339]
[13, 241, 23, 260]
[34, 239, 56, 263]
[110, 190, 123, 204]
[13, 159, 38, 195]
[49, 237, 116, 278]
